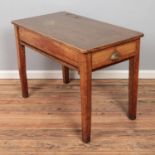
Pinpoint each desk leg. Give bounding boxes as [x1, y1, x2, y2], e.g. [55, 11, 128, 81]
[79, 54, 92, 143]
[14, 26, 28, 98]
[128, 40, 140, 120]
[62, 65, 70, 84]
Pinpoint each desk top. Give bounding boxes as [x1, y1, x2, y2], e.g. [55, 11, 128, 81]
[12, 11, 143, 53]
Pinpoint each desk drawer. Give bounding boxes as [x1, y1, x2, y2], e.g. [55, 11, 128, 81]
[92, 41, 137, 70]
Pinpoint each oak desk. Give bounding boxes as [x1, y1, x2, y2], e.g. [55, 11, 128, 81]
[12, 12, 144, 143]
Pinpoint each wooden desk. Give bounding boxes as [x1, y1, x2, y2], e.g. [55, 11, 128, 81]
[12, 11, 144, 143]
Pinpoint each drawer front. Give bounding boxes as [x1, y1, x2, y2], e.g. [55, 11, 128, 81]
[92, 41, 137, 70]
[19, 27, 79, 67]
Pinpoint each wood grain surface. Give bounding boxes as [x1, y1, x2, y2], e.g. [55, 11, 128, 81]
[12, 12, 143, 52]
[0, 79, 154, 154]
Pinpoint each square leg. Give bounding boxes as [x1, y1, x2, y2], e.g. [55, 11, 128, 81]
[14, 26, 29, 98]
[62, 65, 70, 84]
[79, 54, 92, 143]
[128, 40, 140, 120]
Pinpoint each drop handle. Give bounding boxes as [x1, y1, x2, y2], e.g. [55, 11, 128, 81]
[111, 51, 121, 61]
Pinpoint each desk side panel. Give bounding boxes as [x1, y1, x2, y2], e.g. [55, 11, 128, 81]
[19, 27, 79, 68]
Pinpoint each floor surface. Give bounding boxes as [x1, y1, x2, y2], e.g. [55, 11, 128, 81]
[0, 79, 154, 155]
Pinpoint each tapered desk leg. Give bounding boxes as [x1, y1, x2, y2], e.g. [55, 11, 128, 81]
[128, 40, 140, 120]
[14, 26, 28, 98]
[62, 65, 70, 84]
[79, 54, 92, 143]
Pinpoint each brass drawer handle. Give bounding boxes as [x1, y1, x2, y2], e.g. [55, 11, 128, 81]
[111, 51, 121, 61]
